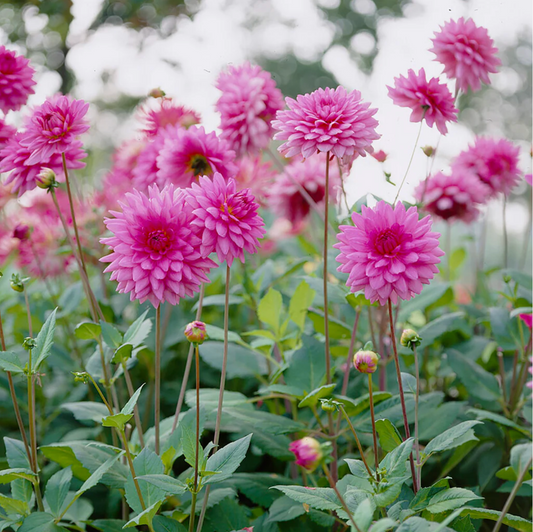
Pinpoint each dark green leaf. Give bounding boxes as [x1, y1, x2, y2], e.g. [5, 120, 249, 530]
[298, 384, 336, 408]
[459, 507, 532, 532]
[424, 421, 482, 458]
[137, 474, 187, 495]
[425, 488, 482, 514]
[74, 321, 101, 341]
[0, 351, 25, 374]
[284, 335, 326, 395]
[199, 341, 267, 378]
[44, 467, 72, 518]
[376, 419, 403, 452]
[204, 434, 252, 484]
[273, 486, 341, 511]
[32, 308, 58, 371]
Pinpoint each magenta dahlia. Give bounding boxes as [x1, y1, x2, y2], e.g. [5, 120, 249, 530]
[415, 170, 490, 224]
[430, 18, 501, 93]
[0, 119, 17, 155]
[140, 98, 200, 137]
[184, 173, 265, 267]
[21, 94, 89, 165]
[216, 62, 284, 157]
[156, 125, 238, 188]
[335, 201, 444, 305]
[451, 137, 521, 197]
[387, 68, 458, 135]
[0, 46, 36, 113]
[272, 86, 379, 160]
[288, 437, 323, 472]
[100, 185, 216, 308]
[234, 155, 276, 204]
[131, 128, 171, 191]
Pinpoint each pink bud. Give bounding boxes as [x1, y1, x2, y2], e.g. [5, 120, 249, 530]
[519, 313, 532, 331]
[353, 350, 380, 374]
[184, 320, 208, 345]
[289, 437, 323, 471]
[371, 149, 387, 162]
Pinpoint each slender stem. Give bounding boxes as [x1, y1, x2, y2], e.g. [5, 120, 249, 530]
[338, 404, 374, 479]
[120, 428, 147, 512]
[445, 223, 451, 282]
[492, 456, 533, 532]
[394, 117, 425, 204]
[172, 285, 205, 431]
[189, 491, 198, 532]
[413, 345, 421, 489]
[324, 155, 331, 384]
[367, 307, 377, 349]
[510, 349, 519, 392]
[497, 349, 508, 407]
[88, 374, 114, 415]
[155, 305, 161, 455]
[502, 196, 508, 269]
[193, 344, 200, 492]
[122, 362, 145, 448]
[341, 309, 360, 396]
[368, 374, 380, 479]
[478, 215, 487, 273]
[321, 463, 362, 532]
[387, 299, 418, 493]
[24, 291, 33, 337]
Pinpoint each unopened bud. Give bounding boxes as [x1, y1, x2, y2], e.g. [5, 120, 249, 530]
[400, 329, 422, 350]
[353, 350, 380, 374]
[371, 149, 387, 163]
[149, 88, 166, 98]
[184, 321, 207, 345]
[73, 371, 90, 383]
[10, 273, 24, 292]
[289, 437, 323, 472]
[23, 337, 37, 350]
[320, 398, 338, 412]
[36, 168, 57, 189]
[421, 146, 434, 158]
[12, 224, 30, 241]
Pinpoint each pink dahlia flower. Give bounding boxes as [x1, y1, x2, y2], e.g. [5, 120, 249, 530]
[335, 201, 444, 305]
[0, 46, 36, 113]
[0, 119, 17, 155]
[131, 128, 171, 191]
[140, 98, 200, 137]
[452, 137, 521, 197]
[184, 173, 265, 267]
[97, 168, 135, 213]
[268, 154, 341, 226]
[156, 125, 238, 188]
[272, 86, 379, 159]
[101, 185, 216, 308]
[430, 18, 501, 93]
[415, 170, 490, 224]
[289, 437, 323, 471]
[519, 313, 533, 331]
[387, 68, 458, 135]
[113, 138, 146, 176]
[216, 62, 284, 157]
[234, 155, 276, 204]
[21, 94, 89, 165]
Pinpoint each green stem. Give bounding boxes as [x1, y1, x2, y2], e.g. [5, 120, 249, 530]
[193, 344, 200, 492]
[502, 196, 508, 269]
[368, 374, 380, 480]
[120, 427, 147, 512]
[324, 154, 331, 385]
[189, 491, 198, 532]
[122, 361, 145, 448]
[413, 345, 421, 489]
[155, 305, 162, 455]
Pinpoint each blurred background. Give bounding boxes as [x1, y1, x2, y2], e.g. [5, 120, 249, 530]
[0, 0, 532, 274]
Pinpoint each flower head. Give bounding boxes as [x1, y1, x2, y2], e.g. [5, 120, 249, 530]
[272, 86, 379, 159]
[0, 46, 36, 113]
[21, 94, 89, 165]
[430, 18, 501, 93]
[289, 437, 323, 471]
[387, 68, 458, 135]
[184, 173, 265, 267]
[233, 155, 276, 204]
[451, 137, 521, 197]
[415, 170, 490, 224]
[353, 350, 379, 374]
[0, 118, 17, 154]
[184, 321, 208, 345]
[216, 62, 284, 157]
[519, 313, 533, 331]
[335, 201, 444, 306]
[100, 185, 216, 308]
[139, 97, 200, 137]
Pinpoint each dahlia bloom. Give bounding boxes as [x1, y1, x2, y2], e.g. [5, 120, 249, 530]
[289, 437, 323, 471]
[97, 168, 134, 213]
[335, 201, 444, 305]
[131, 129, 170, 191]
[140, 98, 200, 137]
[156, 125, 238, 189]
[113, 138, 146, 176]
[234, 155, 276, 204]
[353, 350, 379, 374]
[272, 86, 379, 159]
[21, 94, 90, 165]
[430, 18, 500, 93]
[101, 185, 216, 308]
[184, 173, 265, 267]
[216, 62, 284, 157]
[387, 68, 458, 135]
[451, 137, 521, 197]
[268, 154, 341, 226]
[519, 313, 533, 331]
[415, 170, 490, 224]
[0, 119, 17, 154]
[0, 46, 36, 113]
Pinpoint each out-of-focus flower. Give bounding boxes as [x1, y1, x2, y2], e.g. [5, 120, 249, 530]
[0, 118, 17, 154]
[97, 168, 134, 213]
[519, 313, 533, 331]
[387, 68, 458, 135]
[233, 155, 276, 204]
[131, 129, 170, 191]
[273, 86, 379, 159]
[0, 182, 14, 209]
[452, 137, 521, 197]
[268, 154, 341, 226]
[100, 185, 216, 308]
[139, 97, 200, 137]
[353, 350, 379, 373]
[216, 62, 284, 157]
[335, 201, 444, 306]
[12, 223, 29, 241]
[113, 138, 146, 176]
[430, 18, 500, 93]
[184, 173, 265, 267]
[524, 173, 532, 186]
[184, 321, 208, 345]
[0, 46, 36, 113]
[289, 437, 323, 471]
[415, 170, 490, 224]
[371, 150, 387, 163]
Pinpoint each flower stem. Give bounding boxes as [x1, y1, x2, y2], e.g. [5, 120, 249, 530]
[502, 196, 508, 269]
[368, 374, 380, 480]
[120, 427, 148, 512]
[189, 491, 198, 532]
[413, 345, 421, 489]
[155, 305, 161, 455]
[387, 299, 418, 493]
[122, 361, 145, 448]
[445, 223, 451, 281]
[324, 155, 331, 384]
[193, 344, 200, 492]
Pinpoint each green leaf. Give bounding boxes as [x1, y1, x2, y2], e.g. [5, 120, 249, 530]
[273, 485, 341, 511]
[124, 501, 161, 528]
[401, 373, 417, 394]
[425, 488, 482, 514]
[258, 287, 283, 335]
[0, 493, 28, 516]
[74, 321, 101, 341]
[417, 312, 465, 349]
[44, 466, 72, 518]
[203, 324, 242, 344]
[91, 520, 129, 532]
[424, 421, 482, 458]
[510, 443, 533, 477]
[266, 496, 306, 523]
[204, 434, 252, 485]
[202, 496, 249, 531]
[375, 419, 402, 452]
[199, 341, 267, 378]
[223, 408, 305, 435]
[32, 308, 58, 372]
[62, 402, 109, 423]
[226, 472, 292, 507]
[74, 451, 123, 497]
[336, 392, 392, 417]
[111, 343, 133, 364]
[409, 482, 448, 512]
[137, 474, 187, 495]
[467, 408, 531, 437]
[18, 512, 66, 532]
[298, 384, 336, 408]
[0, 351, 25, 374]
[101, 413, 133, 431]
[459, 506, 533, 532]
[39, 444, 90, 482]
[352, 497, 375, 531]
[0, 468, 36, 484]
[153, 515, 187, 532]
[180, 410, 203, 469]
[398, 283, 452, 321]
[369, 517, 397, 532]
[123, 309, 152, 346]
[99, 321, 122, 349]
[284, 335, 326, 395]
[450, 248, 466, 273]
[121, 384, 144, 416]
[489, 307, 521, 351]
[288, 280, 316, 331]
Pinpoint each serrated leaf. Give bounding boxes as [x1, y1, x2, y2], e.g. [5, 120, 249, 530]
[101, 413, 133, 431]
[369, 517, 397, 532]
[353, 497, 375, 531]
[137, 474, 187, 495]
[32, 308, 58, 372]
[0, 493, 28, 516]
[99, 321, 122, 349]
[204, 434, 252, 485]
[18, 512, 65, 532]
[401, 373, 417, 394]
[62, 402, 109, 423]
[375, 419, 402, 452]
[75, 451, 123, 497]
[424, 421, 482, 458]
[266, 495, 306, 523]
[289, 280, 316, 331]
[152, 515, 187, 532]
[381, 438, 414, 477]
[298, 384, 336, 408]
[44, 466, 72, 518]
[273, 486, 341, 511]
[0, 351, 25, 374]
[459, 506, 533, 532]
[74, 321, 101, 341]
[0, 468, 36, 484]
[123, 310, 152, 346]
[258, 288, 283, 335]
[91, 519, 128, 532]
[123, 501, 161, 528]
[425, 488, 482, 514]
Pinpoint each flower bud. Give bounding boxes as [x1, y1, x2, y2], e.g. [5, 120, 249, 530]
[353, 349, 379, 374]
[73, 371, 90, 384]
[184, 321, 208, 345]
[288, 437, 323, 472]
[10, 273, 24, 292]
[421, 145, 434, 158]
[400, 329, 422, 349]
[371, 149, 387, 163]
[320, 398, 338, 412]
[23, 337, 37, 350]
[36, 168, 57, 189]
[12, 223, 30, 241]
[149, 88, 166, 98]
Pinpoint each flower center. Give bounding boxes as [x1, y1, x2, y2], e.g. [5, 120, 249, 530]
[189, 154, 212, 177]
[374, 227, 401, 256]
[147, 228, 171, 252]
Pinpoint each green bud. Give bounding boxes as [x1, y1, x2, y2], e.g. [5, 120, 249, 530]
[320, 398, 338, 412]
[36, 168, 57, 190]
[421, 145, 434, 157]
[73, 371, 90, 384]
[10, 273, 24, 292]
[400, 329, 422, 350]
[23, 337, 37, 350]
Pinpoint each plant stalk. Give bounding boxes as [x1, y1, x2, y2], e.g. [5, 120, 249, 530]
[122, 361, 145, 448]
[189, 491, 198, 532]
[193, 344, 200, 492]
[368, 374, 380, 480]
[502, 196, 508, 269]
[413, 345, 421, 489]
[155, 305, 161, 455]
